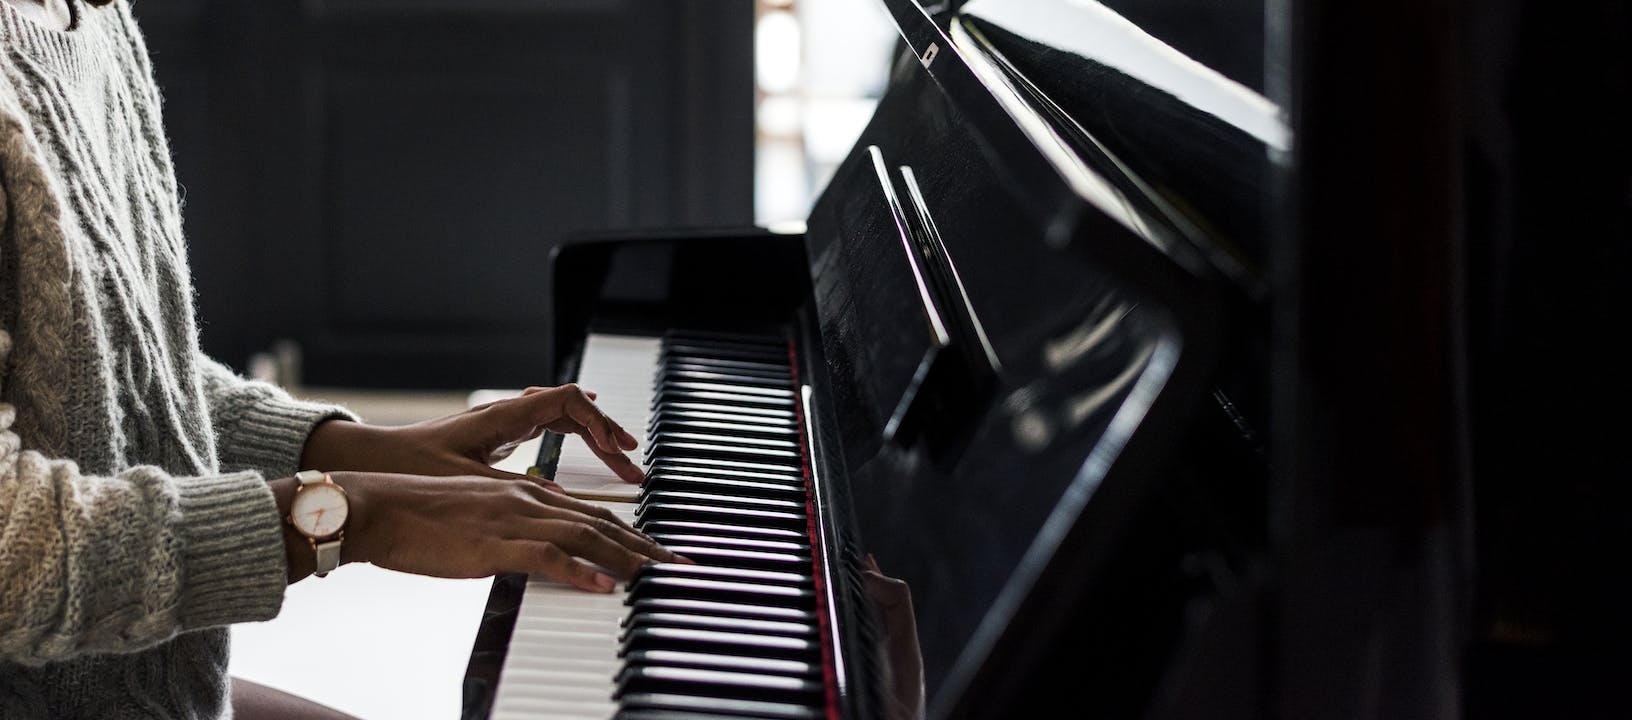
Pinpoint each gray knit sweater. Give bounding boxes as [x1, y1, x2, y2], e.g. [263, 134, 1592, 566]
[0, 2, 356, 717]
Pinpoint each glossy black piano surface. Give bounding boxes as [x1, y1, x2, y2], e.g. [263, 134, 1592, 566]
[465, 0, 1630, 717]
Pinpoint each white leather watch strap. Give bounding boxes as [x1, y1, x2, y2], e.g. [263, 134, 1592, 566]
[314, 538, 343, 577]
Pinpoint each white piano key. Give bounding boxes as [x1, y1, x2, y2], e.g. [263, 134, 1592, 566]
[488, 500, 638, 720]
[548, 333, 663, 501]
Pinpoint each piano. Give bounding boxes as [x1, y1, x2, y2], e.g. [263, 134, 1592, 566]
[456, 0, 1632, 717]
[457, 0, 1269, 717]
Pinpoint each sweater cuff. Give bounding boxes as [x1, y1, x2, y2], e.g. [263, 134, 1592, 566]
[174, 471, 287, 628]
[218, 390, 359, 479]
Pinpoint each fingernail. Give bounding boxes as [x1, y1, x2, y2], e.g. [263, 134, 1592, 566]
[595, 574, 616, 592]
[673, 554, 697, 565]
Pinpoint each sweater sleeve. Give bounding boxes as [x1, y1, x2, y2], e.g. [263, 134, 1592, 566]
[0, 103, 299, 665]
[0, 398, 289, 666]
[195, 354, 359, 478]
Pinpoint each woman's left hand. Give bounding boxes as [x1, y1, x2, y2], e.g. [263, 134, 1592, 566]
[298, 383, 644, 492]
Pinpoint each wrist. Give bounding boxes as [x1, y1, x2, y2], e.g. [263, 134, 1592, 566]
[274, 470, 375, 581]
[300, 419, 389, 472]
[269, 475, 316, 582]
[327, 471, 377, 565]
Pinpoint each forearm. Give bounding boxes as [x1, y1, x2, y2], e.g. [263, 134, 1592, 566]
[298, 418, 397, 474]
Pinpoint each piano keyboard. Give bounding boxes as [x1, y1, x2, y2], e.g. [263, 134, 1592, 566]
[489, 331, 829, 720]
[549, 334, 662, 501]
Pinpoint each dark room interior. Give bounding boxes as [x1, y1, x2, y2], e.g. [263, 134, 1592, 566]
[1, 0, 1625, 718]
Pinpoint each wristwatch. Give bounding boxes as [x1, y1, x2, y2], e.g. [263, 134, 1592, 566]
[288, 470, 349, 577]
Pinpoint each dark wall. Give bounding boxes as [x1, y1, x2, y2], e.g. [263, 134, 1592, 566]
[132, 0, 754, 388]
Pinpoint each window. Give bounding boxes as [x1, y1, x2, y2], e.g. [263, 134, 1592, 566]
[754, 0, 897, 227]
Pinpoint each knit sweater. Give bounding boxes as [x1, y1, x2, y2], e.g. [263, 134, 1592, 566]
[0, 1, 356, 717]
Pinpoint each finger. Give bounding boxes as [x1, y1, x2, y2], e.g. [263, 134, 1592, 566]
[531, 518, 654, 580]
[554, 515, 674, 576]
[496, 539, 618, 593]
[583, 435, 647, 484]
[571, 502, 683, 563]
[513, 486, 688, 568]
[536, 418, 642, 484]
[518, 384, 617, 453]
[515, 482, 660, 546]
[532, 385, 596, 401]
[522, 386, 595, 401]
[461, 462, 567, 494]
[560, 388, 629, 453]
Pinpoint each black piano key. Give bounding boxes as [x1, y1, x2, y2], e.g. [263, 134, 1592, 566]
[622, 650, 820, 683]
[662, 341, 789, 362]
[644, 441, 801, 464]
[658, 545, 812, 572]
[648, 419, 800, 439]
[648, 409, 798, 432]
[637, 520, 807, 542]
[656, 369, 792, 390]
[624, 598, 816, 625]
[620, 626, 819, 662]
[638, 491, 806, 516]
[653, 381, 796, 400]
[653, 389, 796, 409]
[648, 432, 801, 452]
[647, 534, 809, 555]
[622, 612, 817, 640]
[647, 461, 805, 482]
[615, 666, 825, 706]
[652, 402, 797, 422]
[635, 562, 811, 588]
[643, 474, 807, 500]
[635, 502, 807, 530]
[664, 361, 791, 382]
[625, 576, 814, 607]
[617, 692, 821, 720]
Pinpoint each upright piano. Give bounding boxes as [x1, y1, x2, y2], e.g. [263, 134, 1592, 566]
[459, 0, 1278, 717]
[453, 0, 1632, 715]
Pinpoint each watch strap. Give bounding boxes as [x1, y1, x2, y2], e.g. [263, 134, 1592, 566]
[314, 538, 343, 577]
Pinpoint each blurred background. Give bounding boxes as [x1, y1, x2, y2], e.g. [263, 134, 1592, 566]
[131, 0, 896, 395]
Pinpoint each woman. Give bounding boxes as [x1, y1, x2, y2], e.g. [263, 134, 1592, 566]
[0, 0, 677, 717]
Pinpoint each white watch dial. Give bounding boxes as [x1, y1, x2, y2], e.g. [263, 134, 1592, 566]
[291, 483, 348, 538]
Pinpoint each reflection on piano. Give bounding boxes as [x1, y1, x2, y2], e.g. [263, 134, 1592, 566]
[461, 0, 1632, 716]
[462, 0, 1254, 716]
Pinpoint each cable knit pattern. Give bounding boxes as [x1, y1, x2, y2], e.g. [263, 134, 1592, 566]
[0, 2, 357, 717]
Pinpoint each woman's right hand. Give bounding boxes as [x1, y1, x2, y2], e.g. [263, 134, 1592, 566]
[276, 471, 682, 592]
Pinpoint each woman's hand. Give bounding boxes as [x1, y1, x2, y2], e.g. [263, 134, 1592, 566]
[273, 471, 682, 591]
[299, 384, 645, 491]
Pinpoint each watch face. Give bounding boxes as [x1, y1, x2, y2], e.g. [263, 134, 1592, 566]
[291, 483, 348, 538]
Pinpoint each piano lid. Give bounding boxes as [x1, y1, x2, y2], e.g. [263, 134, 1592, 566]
[887, 0, 1286, 300]
[799, 0, 1263, 716]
